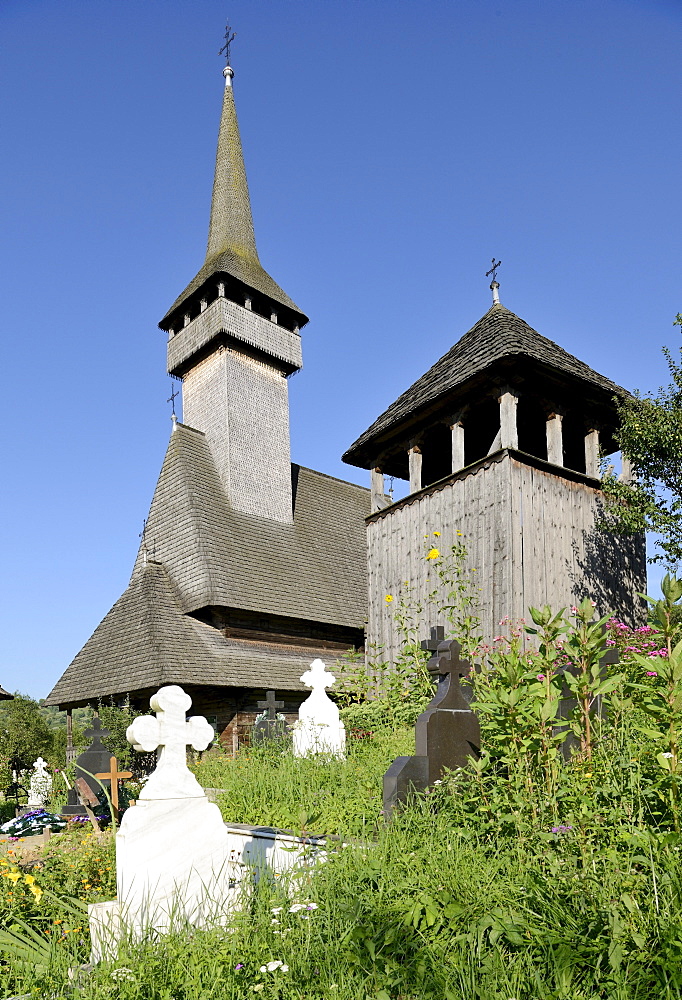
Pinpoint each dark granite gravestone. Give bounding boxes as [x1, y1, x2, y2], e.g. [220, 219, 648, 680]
[62, 717, 112, 816]
[252, 690, 289, 745]
[383, 633, 480, 817]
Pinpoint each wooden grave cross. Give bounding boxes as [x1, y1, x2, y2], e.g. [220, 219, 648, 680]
[257, 690, 284, 721]
[96, 755, 133, 819]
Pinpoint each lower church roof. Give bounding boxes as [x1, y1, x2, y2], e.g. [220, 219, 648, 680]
[44, 423, 370, 708]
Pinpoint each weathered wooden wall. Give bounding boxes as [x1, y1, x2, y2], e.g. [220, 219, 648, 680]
[366, 450, 647, 664]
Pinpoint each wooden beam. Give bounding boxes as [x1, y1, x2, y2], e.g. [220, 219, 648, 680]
[620, 454, 634, 483]
[585, 428, 600, 478]
[450, 420, 465, 473]
[371, 467, 385, 513]
[408, 445, 422, 494]
[546, 413, 564, 466]
[499, 392, 519, 450]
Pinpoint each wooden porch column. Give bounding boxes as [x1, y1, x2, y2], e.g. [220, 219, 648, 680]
[371, 467, 385, 513]
[449, 418, 465, 473]
[585, 428, 600, 478]
[66, 709, 76, 765]
[408, 445, 422, 494]
[546, 412, 564, 466]
[499, 391, 519, 450]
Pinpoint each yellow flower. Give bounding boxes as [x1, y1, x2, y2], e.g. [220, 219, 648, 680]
[28, 885, 43, 902]
[433, 531, 441, 537]
[3, 872, 21, 883]
[385, 595, 394, 603]
[585, 772, 593, 779]
[456, 530, 463, 536]
[426, 548, 440, 560]
[24, 874, 35, 885]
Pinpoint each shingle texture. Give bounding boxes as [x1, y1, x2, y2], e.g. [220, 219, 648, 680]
[44, 561, 323, 707]
[343, 302, 628, 467]
[161, 83, 305, 326]
[44, 425, 370, 707]
[133, 423, 369, 626]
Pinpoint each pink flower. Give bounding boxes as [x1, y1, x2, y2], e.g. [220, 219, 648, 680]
[647, 671, 658, 677]
[536, 674, 546, 681]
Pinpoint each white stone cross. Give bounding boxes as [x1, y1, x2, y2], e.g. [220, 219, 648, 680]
[293, 659, 346, 758]
[127, 685, 215, 800]
[32, 757, 49, 778]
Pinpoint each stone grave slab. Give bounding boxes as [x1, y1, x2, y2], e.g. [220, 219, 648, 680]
[292, 659, 346, 758]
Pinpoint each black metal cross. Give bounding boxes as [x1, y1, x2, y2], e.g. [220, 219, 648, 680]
[219, 22, 237, 65]
[257, 690, 284, 721]
[486, 258, 502, 281]
[167, 383, 179, 416]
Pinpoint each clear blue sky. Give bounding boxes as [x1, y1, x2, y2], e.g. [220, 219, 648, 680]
[1, 0, 680, 699]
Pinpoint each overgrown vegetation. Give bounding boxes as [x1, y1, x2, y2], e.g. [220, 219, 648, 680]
[4, 541, 682, 996]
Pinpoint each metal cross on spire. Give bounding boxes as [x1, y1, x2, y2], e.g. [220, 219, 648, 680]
[219, 22, 237, 66]
[167, 382, 179, 417]
[486, 258, 502, 282]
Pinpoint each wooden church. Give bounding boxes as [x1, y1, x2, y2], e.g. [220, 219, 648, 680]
[44, 43, 645, 733]
[44, 58, 371, 736]
[343, 279, 646, 662]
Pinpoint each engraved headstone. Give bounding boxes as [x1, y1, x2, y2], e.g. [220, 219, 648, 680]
[292, 659, 346, 758]
[252, 690, 288, 744]
[62, 717, 112, 816]
[26, 757, 52, 808]
[89, 685, 236, 960]
[383, 635, 480, 816]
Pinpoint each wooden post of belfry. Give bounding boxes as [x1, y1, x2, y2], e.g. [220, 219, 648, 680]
[371, 467, 385, 513]
[585, 428, 600, 478]
[499, 390, 519, 450]
[408, 445, 422, 494]
[449, 416, 465, 473]
[546, 412, 564, 466]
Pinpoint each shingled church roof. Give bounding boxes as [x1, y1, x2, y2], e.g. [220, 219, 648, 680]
[44, 560, 324, 707]
[343, 302, 628, 468]
[44, 424, 370, 708]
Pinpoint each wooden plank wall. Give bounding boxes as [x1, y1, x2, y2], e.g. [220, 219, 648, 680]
[366, 453, 646, 665]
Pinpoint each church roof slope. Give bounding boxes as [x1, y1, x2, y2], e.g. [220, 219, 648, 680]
[343, 302, 628, 468]
[132, 423, 369, 628]
[43, 561, 318, 707]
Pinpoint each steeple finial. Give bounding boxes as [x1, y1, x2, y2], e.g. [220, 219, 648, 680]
[486, 258, 502, 305]
[219, 22, 236, 87]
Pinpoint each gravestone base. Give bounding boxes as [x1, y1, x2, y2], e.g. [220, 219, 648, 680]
[383, 756, 429, 815]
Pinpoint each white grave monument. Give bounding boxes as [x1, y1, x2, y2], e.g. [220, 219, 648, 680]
[89, 685, 238, 959]
[292, 659, 346, 758]
[26, 757, 52, 808]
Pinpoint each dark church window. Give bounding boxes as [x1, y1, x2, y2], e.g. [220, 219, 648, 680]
[562, 415, 587, 475]
[517, 396, 550, 461]
[421, 423, 454, 488]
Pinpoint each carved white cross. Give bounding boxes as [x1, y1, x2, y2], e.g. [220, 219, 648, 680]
[32, 757, 49, 778]
[127, 685, 215, 800]
[300, 658, 336, 692]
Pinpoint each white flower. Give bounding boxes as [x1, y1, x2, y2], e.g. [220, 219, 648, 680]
[260, 960, 288, 973]
[289, 903, 306, 912]
[110, 968, 136, 982]
[664, 752, 674, 758]
[271, 906, 283, 914]
[433, 779, 443, 786]
[306, 903, 318, 910]
[271, 918, 280, 924]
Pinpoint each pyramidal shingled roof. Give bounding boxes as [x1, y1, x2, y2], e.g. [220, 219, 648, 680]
[161, 73, 306, 327]
[343, 302, 628, 467]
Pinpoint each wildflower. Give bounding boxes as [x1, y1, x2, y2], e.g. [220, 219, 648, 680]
[289, 903, 307, 912]
[306, 903, 318, 910]
[271, 906, 283, 914]
[585, 773, 593, 778]
[110, 968, 136, 983]
[663, 752, 674, 759]
[252, 986, 264, 993]
[235, 964, 244, 971]
[2, 872, 21, 883]
[647, 671, 658, 677]
[433, 779, 443, 786]
[551, 825, 573, 834]
[433, 531, 441, 537]
[260, 960, 288, 972]
[385, 595, 394, 603]
[536, 674, 545, 681]
[271, 918, 280, 924]
[456, 530, 463, 536]
[426, 548, 440, 560]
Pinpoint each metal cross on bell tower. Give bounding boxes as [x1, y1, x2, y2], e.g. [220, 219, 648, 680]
[486, 258, 502, 305]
